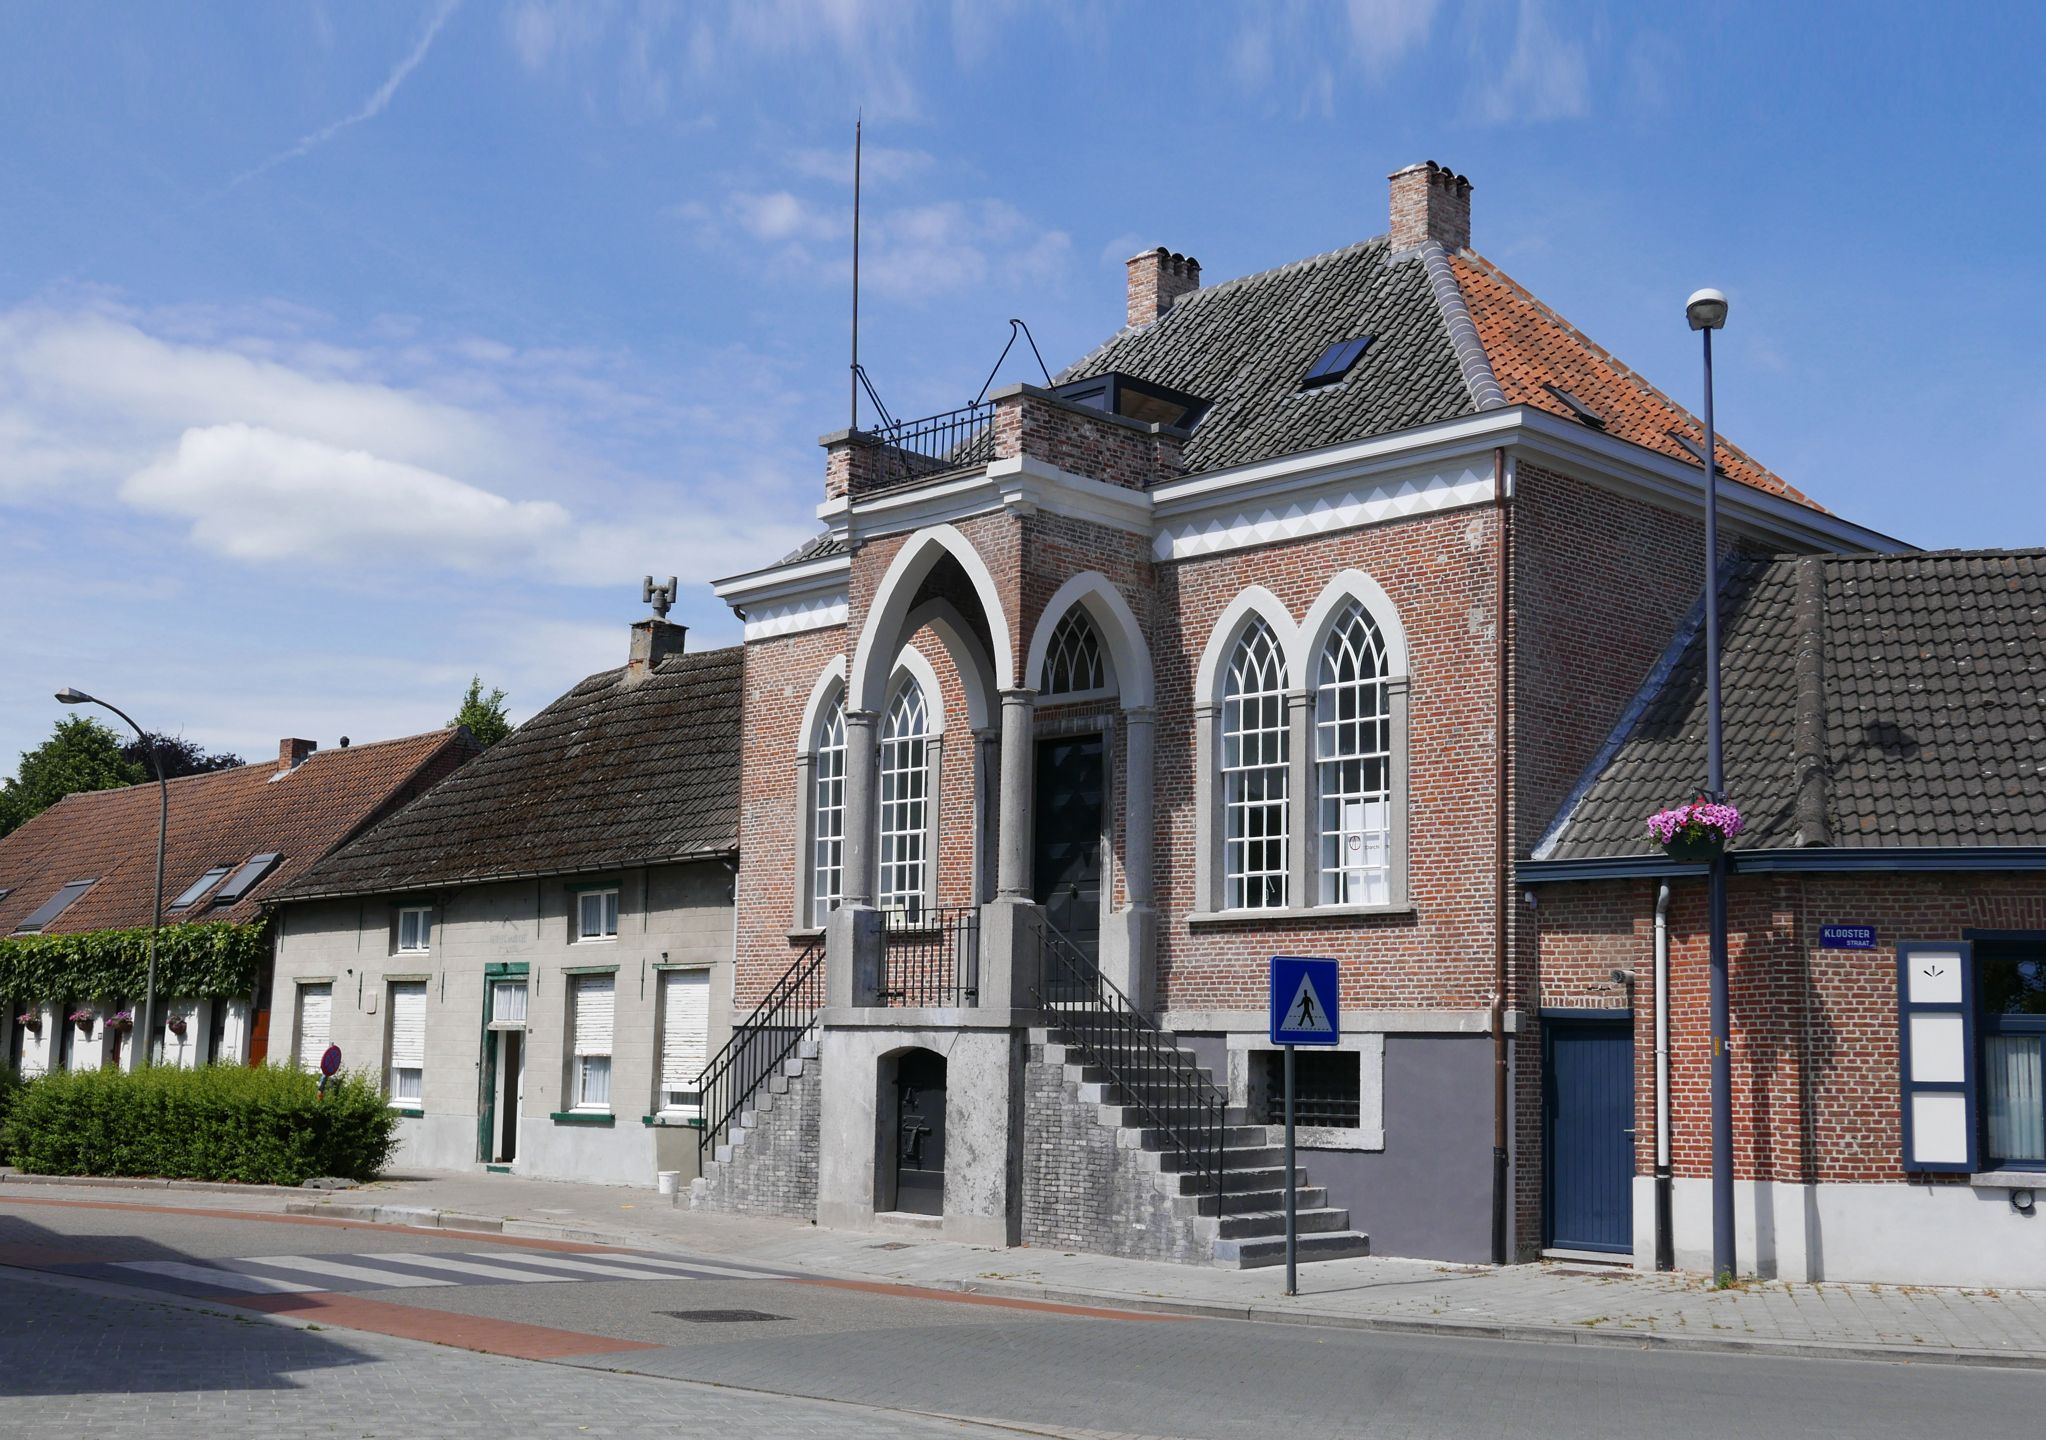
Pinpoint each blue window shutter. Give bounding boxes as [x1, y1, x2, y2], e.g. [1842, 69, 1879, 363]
[1896, 941, 1978, 1174]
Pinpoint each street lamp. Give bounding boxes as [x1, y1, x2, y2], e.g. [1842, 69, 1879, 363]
[1685, 287, 1736, 1282]
[55, 688, 168, 1069]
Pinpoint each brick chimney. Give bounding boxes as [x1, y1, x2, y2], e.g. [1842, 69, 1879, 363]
[1125, 248, 1200, 328]
[627, 618, 687, 682]
[1388, 161, 1472, 252]
[279, 738, 316, 772]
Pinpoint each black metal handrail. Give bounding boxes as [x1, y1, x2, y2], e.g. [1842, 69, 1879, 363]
[696, 937, 825, 1163]
[1030, 915, 1227, 1195]
[880, 905, 979, 1007]
[870, 400, 996, 485]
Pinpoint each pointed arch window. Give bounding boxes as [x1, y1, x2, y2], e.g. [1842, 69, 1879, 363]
[1314, 600, 1393, 906]
[1221, 618, 1290, 910]
[1040, 608, 1107, 697]
[878, 678, 931, 916]
[810, 694, 847, 927]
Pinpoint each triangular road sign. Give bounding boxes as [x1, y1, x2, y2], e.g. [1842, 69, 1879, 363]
[1281, 972, 1334, 1036]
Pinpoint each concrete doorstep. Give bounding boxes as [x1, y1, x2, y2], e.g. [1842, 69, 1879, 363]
[7, 1168, 2045, 1371]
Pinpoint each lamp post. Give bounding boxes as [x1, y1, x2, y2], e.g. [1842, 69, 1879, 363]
[1685, 286, 1736, 1281]
[55, 689, 167, 1069]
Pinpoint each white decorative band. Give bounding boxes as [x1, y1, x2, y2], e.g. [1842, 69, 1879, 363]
[1154, 464, 1494, 561]
[743, 594, 849, 641]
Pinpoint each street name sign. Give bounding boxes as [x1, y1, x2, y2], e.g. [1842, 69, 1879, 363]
[1820, 924, 1877, 950]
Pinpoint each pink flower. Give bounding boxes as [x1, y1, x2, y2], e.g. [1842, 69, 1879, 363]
[1646, 797, 1744, 846]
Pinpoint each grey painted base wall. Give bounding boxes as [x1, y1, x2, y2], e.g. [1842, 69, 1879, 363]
[1180, 1031, 1495, 1264]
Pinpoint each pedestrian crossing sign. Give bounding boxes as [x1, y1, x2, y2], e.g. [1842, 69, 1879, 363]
[1269, 956, 1341, 1045]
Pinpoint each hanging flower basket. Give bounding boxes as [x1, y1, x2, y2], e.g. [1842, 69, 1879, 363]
[15, 1012, 40, 1032]
[69, 1009, 97, 1035]
[106, 1010, 135, 1035]
[1646, 797, 1744, 862]
[166, 1015, 188, 1038]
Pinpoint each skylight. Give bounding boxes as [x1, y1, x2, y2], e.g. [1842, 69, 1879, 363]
[14, 878, 96, 934]
[1300, 336, 1373, 389]
[169, 865, 232, 911]
[1541, 383, 1606, 430]
[211, 853, 281, 907]
[1665, 428, 1709, 465]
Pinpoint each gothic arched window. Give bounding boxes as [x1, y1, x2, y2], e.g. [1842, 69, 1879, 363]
[1314, 600, 1392, 906]
[878, 678, 931, 915]
[810, 694, 847, 926]
[1221, 617, 1289, 910]
[1040, 608, 1107, 697]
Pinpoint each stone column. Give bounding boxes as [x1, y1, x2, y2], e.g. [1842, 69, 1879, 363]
[1122, 706, 1156, 907]
[1287, 690, 1315, 910]
[973, 727, 1000, 905]
[841, 707, 880, 908]
[995, 689, 1036, 901]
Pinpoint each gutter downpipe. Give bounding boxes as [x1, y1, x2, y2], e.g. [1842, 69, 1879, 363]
[1654, 880, 1674, 1271]
[1491, 446, 1512, 1268]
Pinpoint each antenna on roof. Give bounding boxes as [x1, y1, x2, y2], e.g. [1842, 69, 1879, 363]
[642, 575, 678, 620]
[850, 112, 862, 431]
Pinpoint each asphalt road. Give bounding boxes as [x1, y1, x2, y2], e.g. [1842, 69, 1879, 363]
[3, 1195, 2040, 1440]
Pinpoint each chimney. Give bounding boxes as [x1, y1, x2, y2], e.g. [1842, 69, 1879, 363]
[627, 618, 688, 681]
[1387, 161, 1472, 253]
[1125, 248, 1200, 328]
[279, 738, 316, 772]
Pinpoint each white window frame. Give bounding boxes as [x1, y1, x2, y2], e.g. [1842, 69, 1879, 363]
[1220, 616, 1291, 911]
[811, 693, 847, 928]
[396, 905, 432, 955]
[656, 966, 711, 1120]
[1038, 606, 1116, 702]
[574, 887, 620, 943]
[568, 973, 615, 1113]
[385, 980, 426, 1109]
[878, 675, 932, 918]
[1314, 599, 1394, 907]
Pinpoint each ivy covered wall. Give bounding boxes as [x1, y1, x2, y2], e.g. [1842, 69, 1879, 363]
[0, 922, 266, 1003]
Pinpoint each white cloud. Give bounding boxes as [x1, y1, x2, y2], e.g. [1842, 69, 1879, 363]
[1347, 0, 1440, 77]
[228, 0, 462, 191]
[786, 143, 934, 186]
[1469, 0, 1589, 124]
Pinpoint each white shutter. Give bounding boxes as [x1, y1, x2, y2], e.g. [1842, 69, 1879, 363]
[388, 983, 426, 1070]
[1898, 941, 1978, 1173]
[296, 984, 331, 1071]
[660, 971, 710, 1093]
[572, 975, 614, 1057]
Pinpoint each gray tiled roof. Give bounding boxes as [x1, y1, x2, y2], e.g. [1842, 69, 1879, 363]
[1538, 551, 2046, 858]
[281, 646, 742, 899]
[1058, 239, 1476, 473]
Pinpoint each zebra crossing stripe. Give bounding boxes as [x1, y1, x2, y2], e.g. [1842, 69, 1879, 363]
[359, 1252, 576, 1284]
[449, 1250, 716, 1283]
[116, 1259, 321, 1294]
[233, 1254, 456, 1289]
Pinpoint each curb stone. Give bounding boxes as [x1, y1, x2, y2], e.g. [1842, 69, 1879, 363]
[13, 1176, 2046, 1371]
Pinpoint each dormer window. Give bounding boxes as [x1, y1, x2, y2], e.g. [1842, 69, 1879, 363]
[1301, 336, 1373, 390]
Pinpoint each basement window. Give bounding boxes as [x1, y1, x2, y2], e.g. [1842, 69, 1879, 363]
[1258, 1050, 1362, 1128]
[1541, 383, 1606, 430]
[1300, 336, 1373, 390]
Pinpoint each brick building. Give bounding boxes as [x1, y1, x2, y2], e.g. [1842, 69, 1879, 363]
[1525, 551, 2046, 1286]
[693, 161, 1918, 1270]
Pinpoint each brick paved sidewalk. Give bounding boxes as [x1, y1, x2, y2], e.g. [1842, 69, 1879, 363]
[7, 1167, 2043, 1367]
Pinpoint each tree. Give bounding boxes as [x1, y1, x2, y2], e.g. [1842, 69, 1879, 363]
[451, 676, 513, 748]
[121, 732, 244, 780]
[0, 716, 143, 837]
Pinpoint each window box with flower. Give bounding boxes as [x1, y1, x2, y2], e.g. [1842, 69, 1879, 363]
[1646, 797, 1744, 862]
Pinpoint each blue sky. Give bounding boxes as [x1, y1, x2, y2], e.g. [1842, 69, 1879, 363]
[2, 1, 2041, 775]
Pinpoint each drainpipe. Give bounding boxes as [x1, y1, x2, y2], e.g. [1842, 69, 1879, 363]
[1491, 446, 1512, 1268]
[1654, 880, 1674, 1271]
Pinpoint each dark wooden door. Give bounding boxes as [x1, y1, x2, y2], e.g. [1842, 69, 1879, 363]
[499, 1031, 522, 1163]
[1033, 735, 1105, 989]
[892, 1050, 946, 1215]
[1543, 1018, 1635, 1254]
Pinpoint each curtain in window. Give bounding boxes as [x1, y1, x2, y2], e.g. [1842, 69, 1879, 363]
[812, 696, 847, 926]
[878, 679, 930, 916]
[1222, 618, 1289, 909]
[1314, 599, 1392, 906]
[660, 970, 710, 1116]
[295, 984, 331, 1071]
[1985, 1034, 2045, 1163]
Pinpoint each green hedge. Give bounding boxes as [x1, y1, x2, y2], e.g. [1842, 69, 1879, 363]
[0, 921, 264, 1003]
[0, 1064, 398, 1185]
[0, 1066, 22, 1166]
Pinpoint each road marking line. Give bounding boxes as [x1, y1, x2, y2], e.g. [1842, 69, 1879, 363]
[360, 1252, 574, 1283]
[455, 1249, 716, 1282]
[224, 1290, 661, 1360]
[114, 1259, 322, 1294]
[233, 1254, 456, 1289]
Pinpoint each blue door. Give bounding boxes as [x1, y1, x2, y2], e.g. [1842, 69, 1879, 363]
[1543, 1018, 1634, 1253]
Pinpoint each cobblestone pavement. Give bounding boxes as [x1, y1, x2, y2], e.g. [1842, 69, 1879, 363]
[222, 1170, 2046, 1363]
[0, 1271, 1046, 1439]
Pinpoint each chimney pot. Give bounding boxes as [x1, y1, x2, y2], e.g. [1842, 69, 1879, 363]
[1387, 161, 1472, 253]
[279, 738, 316, 772]
[628, 618, 688, 681]
[1125, 247, 1200, 328]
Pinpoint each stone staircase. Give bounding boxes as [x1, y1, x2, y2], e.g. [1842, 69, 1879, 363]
[688, 1037, 821, 1218]
[1032, 1025, 1370, 1269]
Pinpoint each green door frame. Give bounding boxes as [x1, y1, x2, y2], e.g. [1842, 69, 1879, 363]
[478, 963, 530, 1164]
